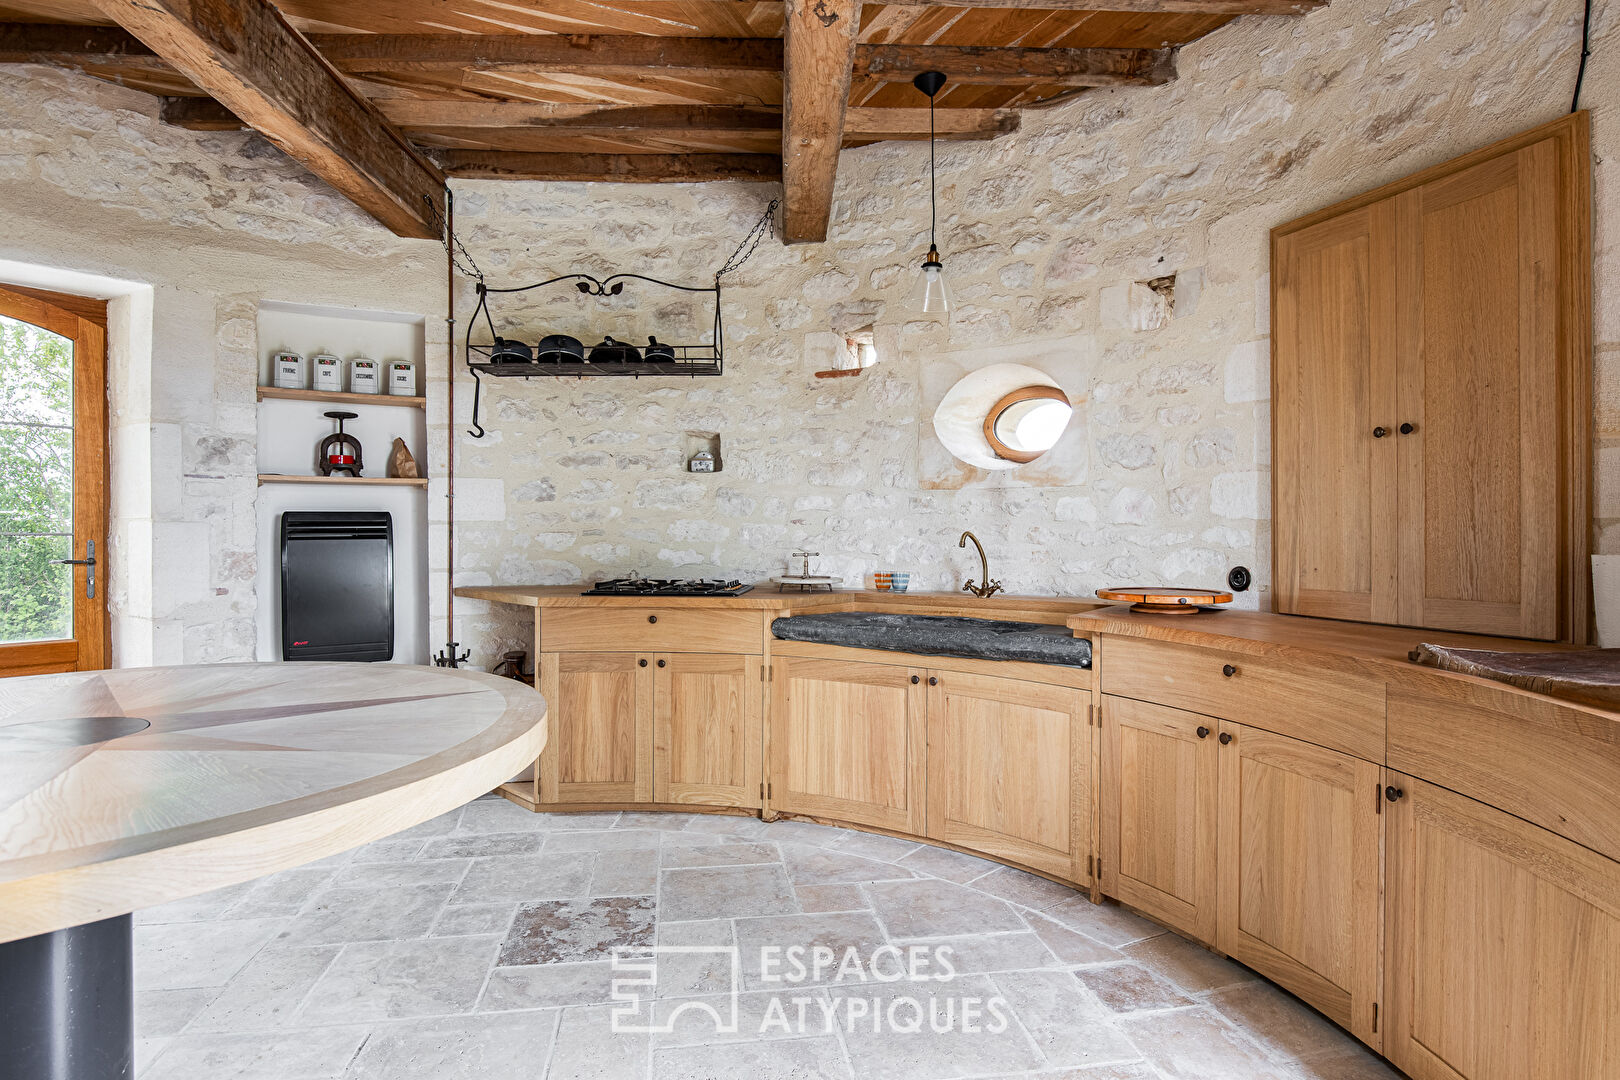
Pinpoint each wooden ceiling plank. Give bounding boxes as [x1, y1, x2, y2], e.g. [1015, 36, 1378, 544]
[857, 43, 1172, 85]
[439, 150, 780, 182]
[311, 33, 786, 76]
[781, 0, 860, 243]
[81, 3, 445, 238]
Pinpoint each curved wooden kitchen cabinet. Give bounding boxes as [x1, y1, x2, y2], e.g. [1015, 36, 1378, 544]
[460, 585, 1620, 1078]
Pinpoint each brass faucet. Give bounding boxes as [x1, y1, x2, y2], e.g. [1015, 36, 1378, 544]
[958, 531, 1004, 599]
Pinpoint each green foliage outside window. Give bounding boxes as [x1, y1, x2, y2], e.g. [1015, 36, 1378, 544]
[1, 314, 74, 644]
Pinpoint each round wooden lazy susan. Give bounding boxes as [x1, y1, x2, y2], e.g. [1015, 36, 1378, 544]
[1097, 585, 1234, 614]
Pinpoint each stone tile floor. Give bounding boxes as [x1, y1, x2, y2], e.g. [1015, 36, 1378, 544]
[136, 796, 1403, 1080]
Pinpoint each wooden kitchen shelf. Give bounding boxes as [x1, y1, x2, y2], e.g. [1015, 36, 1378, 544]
[257, 386, 426, 409]
[257, 474, 429, 488]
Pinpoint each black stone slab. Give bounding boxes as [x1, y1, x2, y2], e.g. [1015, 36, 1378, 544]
[771, 613, 1092, 669]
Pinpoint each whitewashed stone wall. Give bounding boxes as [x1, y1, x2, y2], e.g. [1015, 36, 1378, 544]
[0, 0, 1614, 668]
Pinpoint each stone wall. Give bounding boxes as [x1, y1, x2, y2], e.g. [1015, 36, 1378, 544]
[0, 0, 1614, 668]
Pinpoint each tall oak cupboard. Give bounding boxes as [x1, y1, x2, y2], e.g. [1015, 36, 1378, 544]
[1272, 112, 1591, 642]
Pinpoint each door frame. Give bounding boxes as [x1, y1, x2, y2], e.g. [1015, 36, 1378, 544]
[0, 283, 109, 676]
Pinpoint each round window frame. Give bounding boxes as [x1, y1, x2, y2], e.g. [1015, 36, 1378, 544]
[982, 385, 1072, 464]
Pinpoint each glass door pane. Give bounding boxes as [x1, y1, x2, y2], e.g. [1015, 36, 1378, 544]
[0, 313, 75, 645]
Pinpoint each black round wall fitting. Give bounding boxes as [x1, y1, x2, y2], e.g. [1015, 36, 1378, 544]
[913, 70, 947, 97]
[1227, 566, 1251, 593]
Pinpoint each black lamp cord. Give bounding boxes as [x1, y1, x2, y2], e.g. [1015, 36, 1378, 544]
[933, 90, 946, 254]
[1572, 0, 1593, 112]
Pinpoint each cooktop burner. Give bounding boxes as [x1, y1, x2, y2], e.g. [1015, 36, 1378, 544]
[583, 578, 755, 597]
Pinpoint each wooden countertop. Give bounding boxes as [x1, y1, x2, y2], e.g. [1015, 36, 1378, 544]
[1069, 606, 1579, 667]
[456, 585, 1111, 626]
[0, 663, 546, 942]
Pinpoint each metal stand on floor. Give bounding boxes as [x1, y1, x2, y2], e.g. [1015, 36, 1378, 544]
[0, 914, 133, 1080]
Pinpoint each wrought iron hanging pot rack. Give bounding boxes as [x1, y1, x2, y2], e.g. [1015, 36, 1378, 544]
[461, 198, 777, 438]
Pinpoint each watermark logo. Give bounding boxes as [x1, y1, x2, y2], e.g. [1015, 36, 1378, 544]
[609, 944, 1009, 1037]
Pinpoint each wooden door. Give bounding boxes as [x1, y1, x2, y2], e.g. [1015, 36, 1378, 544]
[0, 284, 108, 677]
[537, 652, 653, 804]
[768, 656, 926, 833]
[1101, 695, 1218, 943]
[1272, 200, 1399, 623]
[653, 653, 762, 808]
[1384, 774, 1620, 1079]
[1393, 140, 1562, 639]
[925, 670, 1088, 882]
[1216, 722, 1383, 1046]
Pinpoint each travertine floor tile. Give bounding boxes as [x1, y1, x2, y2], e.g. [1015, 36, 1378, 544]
[545, 827, 664, 851]
[498, 895, 656, 965]
[136, 918, 288, 990]
[418, 832, 543, 859]
[796, 883, 869, 912]
[784, 842, 920, 886]
[895, 844, 1003, 884]
[970, 867, 1089, 912]
[660, 840, 783, 868]
[1076, 962, 1196, 1013]
[142, 1026, 370, 1080]
[331, 857, 471, 889]
[993, 970, 1139, 1068]
[660, 863, 799, 921]
[829, 975, 1044, 1080]
[341, 1012, 558, 1079]
[588, 846, 661, 895]
[1119, 1006, 1293, 1080]
[864, 877, 1024, 938]
[831, 830, 923, 862]
[187, 945, 339, 1032]
[653, 1033, 853, 1079]
[135, 987, 219, 1038]
[449, 853, 593, 905]
[430, 902, 518, 938]
[733, 910, 889, 990]
[278, 883, 451, 946]
[919, 931, 1056, 974]
[546, 1003, 651, 1080]
[1205, 980, 1350, 1063]
[1121, 931, 1255, 994]
[1042, 897, 1167, 948]
[1021, 911, 1124, 966]
[297, 936, 500, 1022]
[478, 960, 619, 1010]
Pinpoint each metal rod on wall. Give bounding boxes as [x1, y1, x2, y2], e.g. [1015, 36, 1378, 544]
[436, 187, 465, 667]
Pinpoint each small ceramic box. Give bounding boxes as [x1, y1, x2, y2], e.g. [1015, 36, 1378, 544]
[349, 358, 381, 394]
[311, 354, 343, 392]
[388, 360, 416, 396]
[272, 350, 305, 389]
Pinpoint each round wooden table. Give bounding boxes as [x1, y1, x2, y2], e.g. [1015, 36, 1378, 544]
[0, 663, 547, 1080]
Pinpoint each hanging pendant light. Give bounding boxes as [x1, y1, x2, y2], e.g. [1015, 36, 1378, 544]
[907, 70, 953, 314]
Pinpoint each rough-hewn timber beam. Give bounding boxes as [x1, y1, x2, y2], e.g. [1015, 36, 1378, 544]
[438, 152, 780, 182]
[379, 101, 1015, 137]
[781, 0, 860, 243]
[857, 44, 1173, 86]
[821, 0, 1321, 10]
[83, 2, 445, 239]
[4, 25, 1175, 90]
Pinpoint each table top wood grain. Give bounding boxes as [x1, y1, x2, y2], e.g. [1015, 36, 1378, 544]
[0, 663, 546, 943]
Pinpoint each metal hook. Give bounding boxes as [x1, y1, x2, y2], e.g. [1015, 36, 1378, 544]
[467, 368, 486, 439]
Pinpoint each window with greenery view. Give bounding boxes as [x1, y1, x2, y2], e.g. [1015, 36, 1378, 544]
[1, 313, 74, 644]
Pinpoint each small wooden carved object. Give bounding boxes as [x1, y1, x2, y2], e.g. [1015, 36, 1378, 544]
[388, 437, 419, 479]
[317, 411, 362, 477]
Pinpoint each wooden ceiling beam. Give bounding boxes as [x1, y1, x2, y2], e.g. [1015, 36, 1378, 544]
[438, 151, 780, 182]
[781, 0, 860, 243]
[829, 0, 1322, 10]
[5, 25, 1173, 90]
[79, 3, 445, 239]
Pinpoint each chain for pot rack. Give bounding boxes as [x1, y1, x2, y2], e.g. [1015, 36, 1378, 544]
[453, 197, 778, 438]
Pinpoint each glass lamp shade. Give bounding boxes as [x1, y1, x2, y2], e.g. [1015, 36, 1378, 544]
[909, 257, 953, 314]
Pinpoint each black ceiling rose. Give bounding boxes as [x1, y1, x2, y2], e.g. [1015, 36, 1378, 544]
[913, 70, 947, 98]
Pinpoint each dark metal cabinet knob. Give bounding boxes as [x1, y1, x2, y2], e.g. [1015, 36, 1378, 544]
[648, 615, 658, 623]
[1385, 785, 1405, 802]
[910, 675, 920, 684]
[638, 658, 648, 667]
[1399, 422, 1415, 435]
[1222, 664, 1237, 677]
[928, 676, 939, 686]
[1219, 731, 1233, 745]
[1373, 426, 1388, 438]
[657, 659, 666, 668]
[1196, 726, 1210, 739]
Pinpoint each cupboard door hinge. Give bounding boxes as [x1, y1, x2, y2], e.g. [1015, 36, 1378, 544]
[1372, 1002, 1379, 1033]
[1088, 855, 1095, 879]
[760, 781, 765, 800]
[1375, 782, 1383, 814]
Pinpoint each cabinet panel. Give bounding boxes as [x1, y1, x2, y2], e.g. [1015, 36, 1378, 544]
[541, 607, 763, 654]
[654, 653, 761, 808]
[537, 652, 653, 804]
[1394, 143, 1561, 639]
[1273, 200, 1399, 623]
[768, 657, 926, 834]
[1102, 695, 1217, 943]
[1217, 722, 1382, 1045]
[1102, 635, 1385, 762]
[926, 671, 1088, 882]
[1385, 775, 1620, 1080]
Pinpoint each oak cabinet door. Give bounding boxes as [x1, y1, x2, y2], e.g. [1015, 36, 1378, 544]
[768, 656, 926, 834]
[1273, 199, 1400, 623]
[537, 652, 653, 804]
[1393, 142, 1562, 639]
[1101, 695, 1218, 943]
[653, 653, 762, 808]
[925, 671, 1089, 883]
[1384, 775, 1620, 1080]
[1216, 722, 1383, 1047]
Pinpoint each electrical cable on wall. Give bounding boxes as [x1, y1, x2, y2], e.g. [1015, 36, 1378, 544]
[1572, 0, 1593, 112]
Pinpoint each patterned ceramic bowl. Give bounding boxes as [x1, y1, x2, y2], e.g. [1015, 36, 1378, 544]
[889, 572, 911, 593]
[873, 572, 893, 591]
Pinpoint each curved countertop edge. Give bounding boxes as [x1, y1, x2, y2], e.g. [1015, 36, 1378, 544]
[0, 667, 547, 944]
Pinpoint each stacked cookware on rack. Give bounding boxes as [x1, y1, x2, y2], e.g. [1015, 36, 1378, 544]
[485, 334, 679, 366]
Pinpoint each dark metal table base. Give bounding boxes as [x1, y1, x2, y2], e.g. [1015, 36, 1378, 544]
[0, 914, 133, 1080]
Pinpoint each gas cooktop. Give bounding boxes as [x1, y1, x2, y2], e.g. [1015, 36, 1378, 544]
[582, 578, 755, 597]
